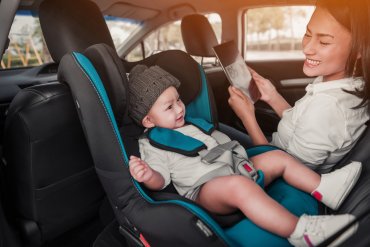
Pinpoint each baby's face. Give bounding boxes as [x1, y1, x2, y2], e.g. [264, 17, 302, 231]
[143, 86, 185, 129]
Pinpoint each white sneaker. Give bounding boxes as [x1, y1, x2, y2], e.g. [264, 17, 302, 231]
[288, 214, 358, 247]
[311, 161, 362, 210]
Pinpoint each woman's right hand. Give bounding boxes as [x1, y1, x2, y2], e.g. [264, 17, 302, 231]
[249, 68, 291, 117]
[249, 68, 278, 103]
[129, 155, 154, 183]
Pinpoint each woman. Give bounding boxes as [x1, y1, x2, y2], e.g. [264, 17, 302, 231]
[228, 0, 370, 173]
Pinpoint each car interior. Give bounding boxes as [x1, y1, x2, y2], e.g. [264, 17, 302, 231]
[0, 0, 369, 246]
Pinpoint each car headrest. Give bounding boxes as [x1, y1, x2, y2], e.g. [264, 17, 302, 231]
[39, 0, 114, 63]
[181, 14, 219, 57]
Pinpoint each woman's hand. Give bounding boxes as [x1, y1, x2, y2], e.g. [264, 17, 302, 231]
[248, 68, 291, 117]
[228, 86, 268, 145]
[249, 68, 278, 103]
[228, 86, 255, 120]
[129, 155, 154, 183]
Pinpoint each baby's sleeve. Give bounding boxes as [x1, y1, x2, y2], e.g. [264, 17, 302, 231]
[139, 138, 171, 189]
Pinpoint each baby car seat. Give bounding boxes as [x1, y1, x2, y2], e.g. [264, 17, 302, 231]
[57, 43, 317, 247]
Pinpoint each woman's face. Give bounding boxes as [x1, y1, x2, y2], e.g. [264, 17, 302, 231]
[302, 7, 352, 82]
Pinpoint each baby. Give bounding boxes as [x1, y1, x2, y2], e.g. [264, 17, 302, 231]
[128, 64, 360, 246]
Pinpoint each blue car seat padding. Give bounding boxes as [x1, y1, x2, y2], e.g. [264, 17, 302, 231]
[58, 44, 318, 246]
[59, 46, 230, 246]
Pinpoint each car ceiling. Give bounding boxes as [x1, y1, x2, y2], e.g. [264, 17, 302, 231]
[20, 0, 316, 21]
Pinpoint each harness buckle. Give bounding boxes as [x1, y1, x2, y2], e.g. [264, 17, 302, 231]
[236, 159, 258, 181]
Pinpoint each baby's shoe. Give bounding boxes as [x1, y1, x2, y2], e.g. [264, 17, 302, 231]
[288, 214, 358, 247]
[311, 161, 362, 210]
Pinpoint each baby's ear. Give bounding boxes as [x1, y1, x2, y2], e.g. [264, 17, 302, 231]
[142, 115, 155, 128]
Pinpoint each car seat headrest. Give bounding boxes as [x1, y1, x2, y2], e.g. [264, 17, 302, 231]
[181, 14, 219, 57]
[39, 0, 115, 63]
[84, 43, 129, 126]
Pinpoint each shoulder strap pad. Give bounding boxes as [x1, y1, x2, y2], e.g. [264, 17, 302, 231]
[185, 116, 214, 134]
[147, 127, 207, 157]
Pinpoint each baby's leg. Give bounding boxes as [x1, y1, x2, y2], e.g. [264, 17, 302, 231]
[250, 150, 320, 191]
[251, 150, 362, 210]
[196, 175, 358, 246]
[196, 175, 298, 237]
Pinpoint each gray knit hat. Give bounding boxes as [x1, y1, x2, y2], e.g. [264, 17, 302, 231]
[128, 64, 181, 125]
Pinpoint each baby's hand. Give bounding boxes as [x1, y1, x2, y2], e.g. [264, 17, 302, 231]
[129, 156, 154, 183]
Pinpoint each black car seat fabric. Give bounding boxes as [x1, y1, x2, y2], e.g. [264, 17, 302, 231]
[58, 45, 232, 246]
[3, 83, 104, 244]
[39, 0, 114, 63]
[39, 0, 126, 126]
[181, 14, 218, 57]
[2, 0, 115, 245]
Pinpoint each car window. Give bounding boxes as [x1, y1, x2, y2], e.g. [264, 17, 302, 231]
[1, 12, 141, 70]
[244, 6, 314, 61]
[1, 11, 53, 70]
[105, 16, 142, 51]
[126, 13, 221, 62]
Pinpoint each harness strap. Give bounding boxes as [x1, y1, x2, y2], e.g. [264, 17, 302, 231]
[199, 140, 258, 181]
[147, 118, 258, 180]
[199, 141, 239, 164]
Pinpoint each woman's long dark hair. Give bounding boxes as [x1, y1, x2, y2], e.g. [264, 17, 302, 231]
[317, 0, 370, 107]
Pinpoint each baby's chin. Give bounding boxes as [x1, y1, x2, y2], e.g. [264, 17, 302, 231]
[174, 119, 185, 129]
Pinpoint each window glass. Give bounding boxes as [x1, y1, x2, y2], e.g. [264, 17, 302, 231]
[126, 13, 221, 62]
[1, 13, 142, 70]
[244, 6, 315, 61]
[105, 16, 142, 51]
[1, 11, 53, 69]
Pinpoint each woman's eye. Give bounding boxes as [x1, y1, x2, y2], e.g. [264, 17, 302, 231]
[320, 41, 330, 46]
[304, 33, 312, 38]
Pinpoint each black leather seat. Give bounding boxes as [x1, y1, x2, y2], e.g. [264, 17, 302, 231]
[332, 120, 370, 246]
[181, 14, 219, 59]
[3, 83, 104, 245]
[2, 0, 115, 245]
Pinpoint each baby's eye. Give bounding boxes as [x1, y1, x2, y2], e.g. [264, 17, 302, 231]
[304, 33, 312, 38]
[166, 105, 173, 110]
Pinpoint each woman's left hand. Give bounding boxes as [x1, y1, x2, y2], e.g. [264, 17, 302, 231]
[228, 86, 255, 119]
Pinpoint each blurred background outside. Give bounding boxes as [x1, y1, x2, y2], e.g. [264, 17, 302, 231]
[1, 6, 314, 69]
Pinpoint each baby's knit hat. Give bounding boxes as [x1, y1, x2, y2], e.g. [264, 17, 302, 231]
[128, 64, 181, 125]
